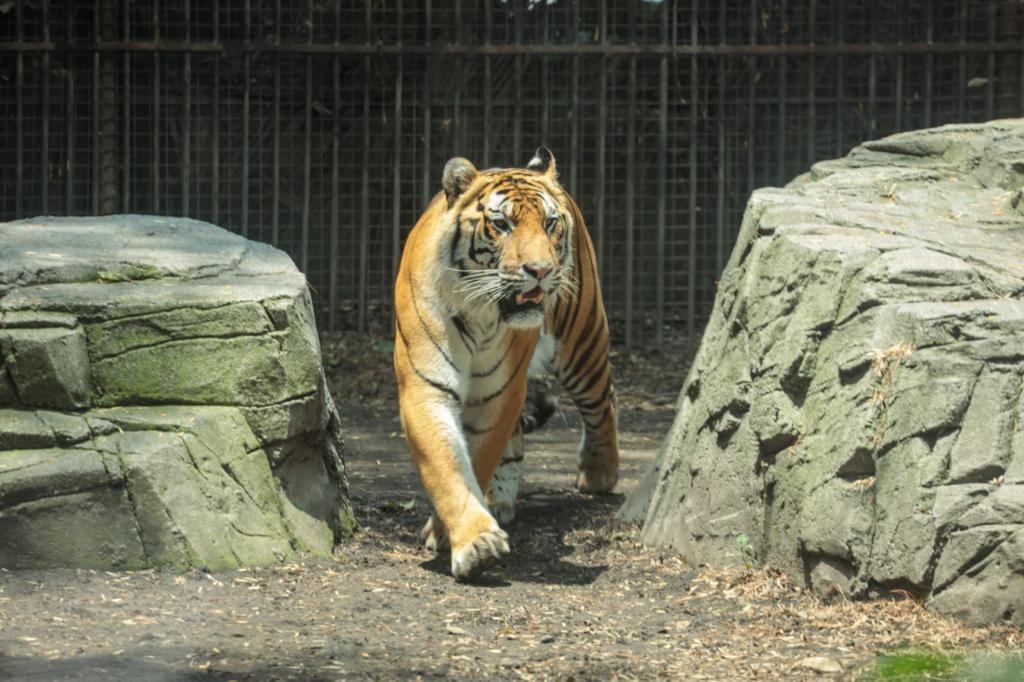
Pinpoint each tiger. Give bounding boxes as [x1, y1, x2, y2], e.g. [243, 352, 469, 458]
[393, 146, 619, 580]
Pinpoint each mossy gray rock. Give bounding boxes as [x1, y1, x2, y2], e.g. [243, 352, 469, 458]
[0, 216, 353, 570]
[624, 120, 1024, 627]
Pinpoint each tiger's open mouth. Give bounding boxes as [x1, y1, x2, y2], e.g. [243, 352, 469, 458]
[499, 286, 546, 319]
[515, 287, 545, 306]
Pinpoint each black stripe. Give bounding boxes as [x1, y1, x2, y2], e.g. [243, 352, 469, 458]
[467, 347, 531, 406]
[558, 292, 599, 376]
[580, 408, 612, 431]
[469, 223, 494, 264]
[563, 333, 609, 393]
[573, 380, 612, 413]
[415, 369, 462, 404]
[559, 312, 599, 380]
[556, 219, 587, 338]
[565, 354, 609, 398]
[478, 321, 503, 349]
[557, 201, 589, 339]
[556, 263, 587, 340]
[396, 318, 461, 404]
[449, 218, 464, 268]
[468, 346, 509, 376]
[451, 314, 476, 352]
[407, 268, 458, 372]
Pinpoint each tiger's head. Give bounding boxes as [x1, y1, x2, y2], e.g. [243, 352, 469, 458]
[442, 147, 575, 329]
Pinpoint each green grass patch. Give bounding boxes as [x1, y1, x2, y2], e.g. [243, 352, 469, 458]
[869, 649, 1024, 681]
[871, 650, 962, 679]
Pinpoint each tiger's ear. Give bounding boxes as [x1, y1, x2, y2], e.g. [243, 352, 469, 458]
[442, 157, 478, 206]
[527, 146, 557, 177]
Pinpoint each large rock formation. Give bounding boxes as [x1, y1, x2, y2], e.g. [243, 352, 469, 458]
[624, 120, 1024, 626]
[0, 216, 354, 570]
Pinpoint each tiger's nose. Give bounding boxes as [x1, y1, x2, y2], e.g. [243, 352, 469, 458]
[523, 263, 552, 281]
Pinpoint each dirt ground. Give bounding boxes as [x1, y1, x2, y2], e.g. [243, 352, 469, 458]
[1, 329, 1021, 681]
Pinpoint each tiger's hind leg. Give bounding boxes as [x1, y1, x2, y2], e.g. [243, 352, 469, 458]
[553, 330, 620, 493]
[573, 382, 619, 493]
[487, 427, 524, 525]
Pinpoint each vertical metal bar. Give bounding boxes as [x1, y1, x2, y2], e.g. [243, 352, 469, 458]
[359, 0, 371, 334]
[958, 0, 968, 121]
[421, 0, 432, 207]
[299, 0, 315, 270]
[482, 0, 492, 167]
[835, 1, 845, 156]
[595, 0, 607, 271]
[122, 0, 131, 212]
[66, 38, 75, 213]
[328, 4, 341, 332]
[93, 4, 101, 214]
[359, 58, 370, 334]
[391, 2, 404, 317]
[99, 0, 119, 215]
[807, 0, 817, 167]
[985, 0, 996, 120]
[623, 5, 638, 350]
[624, 55, 636, 350]
[997, 0, 1021, 119]
[925, 2, 934, 127]
[776, 0, 787, 185]
[1020, 49, 1024, 117]
[894, 4, 904, 131]
[453, 0, 462, 155]
[242, 0, 251, 236]
[211, 0, 220, 223]
[541, 0, 550, 145]
[482, 59, 491, 162]
[42, 0, 51, 213]
[454, 0, 462, 47]
[868, 9, 877, 137]
[715, 1, 726, 279]
[688, 1, 698, 334]
[656, 0, 668, 346]
[747, 0, 756, 198]
[569, 0, 580, 195]
[152, 0, 160, 213]
[182, 0, 191, 217]
[15, 0, 23, 218]
[513, 0, 524, 159]
[895, 53, 904, 131]
[272, 0, 281, 246]
[301, 6, 313, 274]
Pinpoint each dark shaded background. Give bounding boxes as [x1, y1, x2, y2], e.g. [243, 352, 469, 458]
[2, 0, 1022, 346]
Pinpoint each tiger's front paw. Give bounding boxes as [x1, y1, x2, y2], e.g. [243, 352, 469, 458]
[576, 465, 619, 494]
[451, 526, 510, 581]
[420, 513, 449, 551]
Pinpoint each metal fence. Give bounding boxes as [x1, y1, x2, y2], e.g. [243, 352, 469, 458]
[2, 1, 1023, 347]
